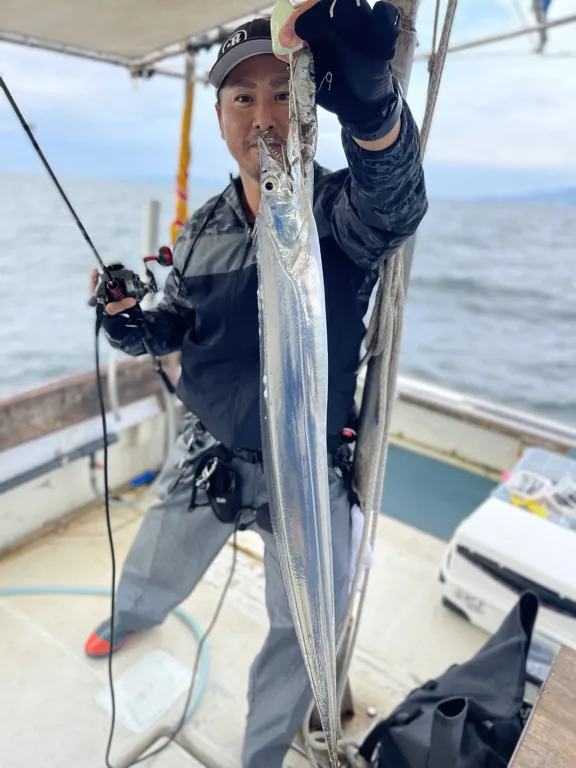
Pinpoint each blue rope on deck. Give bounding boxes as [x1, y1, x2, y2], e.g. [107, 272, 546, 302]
[0, 585, 210, 721]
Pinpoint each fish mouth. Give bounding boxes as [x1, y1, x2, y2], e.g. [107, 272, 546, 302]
[251, 143, 284, 162]
[253, 130, 284, 144]
[262, 143, 283, 153]
[253, 133, 285, 156]
[257, 135, 287, 173]
[250, 138, 283, 149]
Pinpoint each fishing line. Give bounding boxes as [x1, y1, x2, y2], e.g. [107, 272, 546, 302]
[128, 520, 241, 764]
[0, 76, 112, 280]
[94, 298, 239, 766]
[94, 305, 119, 768]
[1, 73, 239, 767]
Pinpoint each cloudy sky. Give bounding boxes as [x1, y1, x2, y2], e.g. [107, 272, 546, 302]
[1, 0, 575, 197]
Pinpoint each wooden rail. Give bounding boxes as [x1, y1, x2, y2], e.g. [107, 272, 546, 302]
[510, 645, 576, 768]
[0, 354, 180, 452]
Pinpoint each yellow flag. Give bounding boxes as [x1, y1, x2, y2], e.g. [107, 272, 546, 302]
[171, 66, 195, 246]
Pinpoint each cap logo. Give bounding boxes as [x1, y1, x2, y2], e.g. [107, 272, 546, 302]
[222, 29, 248, 53]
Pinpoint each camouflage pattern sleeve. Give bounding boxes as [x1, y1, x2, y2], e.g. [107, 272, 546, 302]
[321, 99, 428, 272]
[101, 224, 196, 357]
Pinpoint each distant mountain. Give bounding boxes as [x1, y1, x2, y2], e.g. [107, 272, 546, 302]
[422, 164, 576, 202]
[473, 187, 576, 205]
[508, 187, 576, 204]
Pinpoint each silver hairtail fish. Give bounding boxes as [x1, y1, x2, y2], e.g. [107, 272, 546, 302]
[255, 48, 339, 767]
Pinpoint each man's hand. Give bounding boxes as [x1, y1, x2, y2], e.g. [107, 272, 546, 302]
[90, 267, 137, 316]
[279, 0, 402, 149]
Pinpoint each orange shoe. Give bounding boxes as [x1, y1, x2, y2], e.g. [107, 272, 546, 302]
[84, 619, 135, 658]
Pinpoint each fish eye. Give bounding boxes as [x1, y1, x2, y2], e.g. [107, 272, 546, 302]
[262, 176, 279, 195]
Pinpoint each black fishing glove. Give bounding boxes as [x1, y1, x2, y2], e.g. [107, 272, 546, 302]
[294, 0, 403, 141]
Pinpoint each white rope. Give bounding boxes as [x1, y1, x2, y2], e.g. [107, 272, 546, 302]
[301, 253, 405, 767]
[301, 0, 459, 763]
[431, 0, 441, 54]
[420, 0, 460, 155]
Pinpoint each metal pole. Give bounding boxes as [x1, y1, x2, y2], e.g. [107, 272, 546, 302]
[337, 0, 422, 723]
[356, 0, 421, 476]
[142, 200, 161, 257]
[140, 199, 161, 309]
[391, 1, 422, 95]
[112, 725, 224, 768]
[413, 13, 576, 61]
[391, 0, 422, 290]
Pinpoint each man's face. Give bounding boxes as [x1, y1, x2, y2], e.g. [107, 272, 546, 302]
[216, 54, 290, 181]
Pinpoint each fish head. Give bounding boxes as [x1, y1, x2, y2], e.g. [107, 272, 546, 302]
[256, 49, 317, 273]
[258, 135, 308, 252]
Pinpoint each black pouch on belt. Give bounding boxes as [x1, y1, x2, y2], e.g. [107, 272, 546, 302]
[189, 448, 241, 524]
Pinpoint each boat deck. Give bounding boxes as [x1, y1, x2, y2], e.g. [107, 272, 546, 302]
[510, 645, 576, 768]
[0, 494, 488, 767]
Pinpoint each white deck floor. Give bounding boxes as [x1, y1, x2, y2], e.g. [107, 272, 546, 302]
[0, 498, 488, 767]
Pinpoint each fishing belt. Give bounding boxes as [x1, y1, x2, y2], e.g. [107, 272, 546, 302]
[186, 423, 359, 526]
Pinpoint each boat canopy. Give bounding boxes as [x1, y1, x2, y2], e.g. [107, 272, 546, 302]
[1, 0, 271, 69]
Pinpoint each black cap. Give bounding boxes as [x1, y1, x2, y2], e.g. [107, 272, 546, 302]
[209, 18, 273, 90]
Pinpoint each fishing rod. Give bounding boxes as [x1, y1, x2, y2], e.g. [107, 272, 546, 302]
[0, 74, 188, 766]
[0, 74, 177, 389]
[1, 71, 243, 768]
[0, 75, 173, 302]
[0, 77, 114, 280]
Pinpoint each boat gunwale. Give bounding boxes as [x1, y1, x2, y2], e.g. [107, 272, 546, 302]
[390, 374, 576, 452]
[2, 363, 574, 456]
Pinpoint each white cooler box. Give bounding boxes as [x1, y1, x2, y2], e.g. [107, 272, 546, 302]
[440, 496, 576, 656]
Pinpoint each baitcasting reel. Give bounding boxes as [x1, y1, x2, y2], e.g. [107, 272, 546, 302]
[89, 246, 173, 307]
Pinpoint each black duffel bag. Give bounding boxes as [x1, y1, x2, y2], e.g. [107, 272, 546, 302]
[359, 590, 539, 768]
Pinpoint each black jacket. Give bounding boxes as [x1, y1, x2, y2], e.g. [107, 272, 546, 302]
[102, 102, 428, 450]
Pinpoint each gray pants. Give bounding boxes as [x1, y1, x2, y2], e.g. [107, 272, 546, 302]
[112, 413, 352, 768]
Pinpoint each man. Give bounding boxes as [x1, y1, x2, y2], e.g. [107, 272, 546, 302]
[86, 1, 427, 765]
